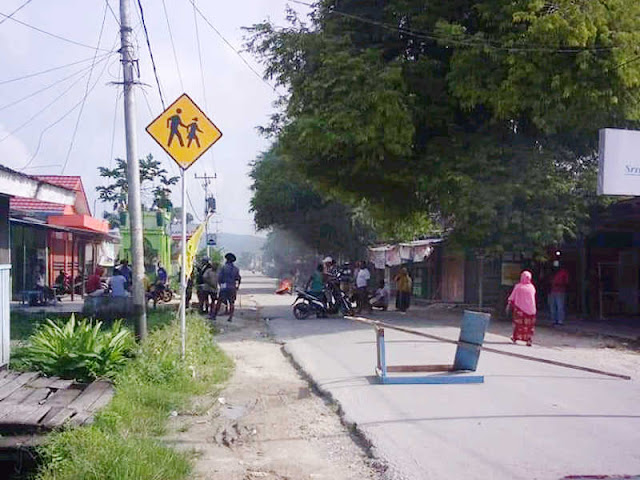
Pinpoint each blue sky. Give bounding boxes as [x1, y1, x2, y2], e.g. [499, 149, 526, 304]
[0, 0, 310, 235]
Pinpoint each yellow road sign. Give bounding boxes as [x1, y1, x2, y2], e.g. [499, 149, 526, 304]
[146, 93, 222, 170]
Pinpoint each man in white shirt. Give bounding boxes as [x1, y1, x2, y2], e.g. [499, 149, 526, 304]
[355, 261, 371, 313]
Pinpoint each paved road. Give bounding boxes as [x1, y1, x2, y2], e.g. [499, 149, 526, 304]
[239, 273, 640, 480]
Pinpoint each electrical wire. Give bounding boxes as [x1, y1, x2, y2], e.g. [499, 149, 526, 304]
[61, 2, 110, 174]
[161, 0, 184, 91]
[186, 0, 276, 91]
[137, 0, 166, 109]
[0, 10, 112, 51]
[108, 90, 122, 169]
[0, 57, 112, 113]
[0, 52, 115, 86]
[289, 0, 622, 54]
[192, 0, 208, 109]
[0, 0, 33, 27]
[105, 0, 120, 26]
[19, 56, 111, 172]
[0, 54, 113, 145]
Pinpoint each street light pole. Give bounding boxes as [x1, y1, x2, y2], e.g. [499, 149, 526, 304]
[119, 0, 147, 339]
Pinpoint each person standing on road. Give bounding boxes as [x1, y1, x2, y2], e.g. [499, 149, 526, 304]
[213, 253, 241, 322]
[199, 258, 217, 314]
[394, 268, 412, 312]
[549, 260, 569, 325]
[507, 270, 537, 346]
[355, 261, 371, 313]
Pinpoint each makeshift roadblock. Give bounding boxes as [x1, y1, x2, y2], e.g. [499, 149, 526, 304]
[366, 311, 490, 385]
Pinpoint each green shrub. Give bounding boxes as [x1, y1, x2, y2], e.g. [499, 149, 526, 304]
[14, 315, 135, 382]
[35, 315, 233, 480]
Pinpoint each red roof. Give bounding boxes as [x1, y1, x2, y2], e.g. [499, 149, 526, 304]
[10, 175, 90, 216]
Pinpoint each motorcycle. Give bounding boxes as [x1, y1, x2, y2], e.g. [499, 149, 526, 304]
[147, 282, 174, 307]
[292, 268, 355, 319]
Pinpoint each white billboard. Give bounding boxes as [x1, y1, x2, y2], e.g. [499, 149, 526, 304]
[598, 128, 640, 195]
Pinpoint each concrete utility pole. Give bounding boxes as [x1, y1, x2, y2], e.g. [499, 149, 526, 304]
[119, 0, 147, 339]
[195, 173, 216, 257]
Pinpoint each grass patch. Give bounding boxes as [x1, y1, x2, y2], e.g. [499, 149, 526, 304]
[34, 314, 233, 480]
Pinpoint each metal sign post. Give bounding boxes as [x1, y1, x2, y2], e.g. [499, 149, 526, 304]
[181, 168, 187, 358]
[145, 93, 222, 359]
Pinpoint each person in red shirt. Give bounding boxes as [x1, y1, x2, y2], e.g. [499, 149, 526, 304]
[87, 267, 105, 297]
[548, 261, 569, 325]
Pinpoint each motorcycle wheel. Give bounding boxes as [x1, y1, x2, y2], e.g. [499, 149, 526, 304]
[161, 289, 173, 303]
[293, 303, 311, 320]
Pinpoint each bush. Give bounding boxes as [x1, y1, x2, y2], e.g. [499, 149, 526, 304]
[14, 315, 135, 382]
[34, 315, 233, 480]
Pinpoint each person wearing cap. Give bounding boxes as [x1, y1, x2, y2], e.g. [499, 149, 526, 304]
[213, 253, 241, 322]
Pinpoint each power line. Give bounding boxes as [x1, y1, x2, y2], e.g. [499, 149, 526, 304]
[105, 0, 120, 26]
[19, 59, 110, 172]
[289, 0, 622, 54]
[192, 0, 208, 109]
[0, 54, 112, 145]
[137, 0, 166, 109]
[0, 0, 33, 27]
[0, 58, 110, 113]
[187, 0, 276, 91]
[61, 2, 110, 174]
[161, 0, 184, 91]
[0, 52, 115, 86]
[0, 9, 111, 51]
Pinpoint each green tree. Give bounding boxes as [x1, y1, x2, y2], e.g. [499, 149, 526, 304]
[97, 155, 179, 227]
[250, 145, 376, 260]
[246, 0, 640, 256]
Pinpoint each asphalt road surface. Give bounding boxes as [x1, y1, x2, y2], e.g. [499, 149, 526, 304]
[239, 273, 640, 480]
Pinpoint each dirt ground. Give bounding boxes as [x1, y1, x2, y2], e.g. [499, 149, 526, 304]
[164, 308, 385, 480]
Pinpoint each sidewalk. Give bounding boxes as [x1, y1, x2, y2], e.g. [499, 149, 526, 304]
[406, 299, 640, 342]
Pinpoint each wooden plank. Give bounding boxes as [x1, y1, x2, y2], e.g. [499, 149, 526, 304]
[85, 388, 113, 413]
[68, 381, 112, 412]
[0, 372, 20, 388]
[3, 386, 35, 404]
[387, 364, 453, 373]
[0, 369, 9, 380]
[28, 376, 60, 389]
[0, 372, 41, 401]
[46, 388, 82, 407]
[0, 403, 27, 421]
[69, 411, 92, 426]
[41, 408, 75, 429]
[17, 406, 51, 426]
[23, 388, 51, 405]
[49, 379, 74, 390]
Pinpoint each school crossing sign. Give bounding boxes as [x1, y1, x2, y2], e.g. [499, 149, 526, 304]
[146, 93, 222, 170]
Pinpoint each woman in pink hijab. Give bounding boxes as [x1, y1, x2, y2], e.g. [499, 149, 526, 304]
[507, 270, 537, 346]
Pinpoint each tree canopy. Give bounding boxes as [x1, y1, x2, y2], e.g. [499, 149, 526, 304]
[246, 0, 640, 255]
[250, 145, 376, 260]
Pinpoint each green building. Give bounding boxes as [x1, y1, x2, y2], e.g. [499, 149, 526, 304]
[119, 210, 172, 276]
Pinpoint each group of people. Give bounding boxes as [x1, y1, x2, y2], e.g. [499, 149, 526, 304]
[303, 257, 414, 314]
[506, 262, 569, 346]
[192, 253, 241, 322]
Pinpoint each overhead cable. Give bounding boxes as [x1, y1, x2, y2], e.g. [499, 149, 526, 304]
[289, 0, 622, 54]
[0, 58, 111, 113]
[187, 0, 276, 91]
[161, 0, 184, 91]
[105, 0, 120, 26]
[0, 52, 115, 86]
[0, 54, 112, 145]
[0, 0, 33, 27]
[137, 0, 166, 109]
[61, 2, 110, 174]
[0, 10, 111, 51]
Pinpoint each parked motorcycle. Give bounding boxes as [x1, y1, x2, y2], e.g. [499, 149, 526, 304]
[292, 267, 355, 319]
